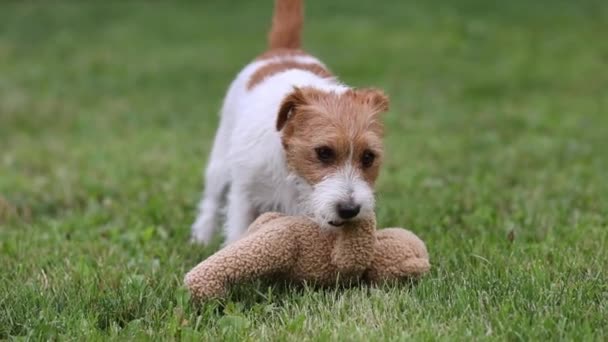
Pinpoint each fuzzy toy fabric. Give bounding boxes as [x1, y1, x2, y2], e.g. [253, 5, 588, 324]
[184, 212, 429, 300]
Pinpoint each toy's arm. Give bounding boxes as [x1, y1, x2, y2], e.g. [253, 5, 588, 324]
[184, 224, 297, 300]
[364, 228, 430, 283]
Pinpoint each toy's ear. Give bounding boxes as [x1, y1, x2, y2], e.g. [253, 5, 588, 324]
[276, 87, 307, 131]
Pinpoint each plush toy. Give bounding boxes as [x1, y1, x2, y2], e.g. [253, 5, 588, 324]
[184, 212, 430, 300]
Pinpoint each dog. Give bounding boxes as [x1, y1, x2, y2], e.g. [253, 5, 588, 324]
[191, 0, 389, 244]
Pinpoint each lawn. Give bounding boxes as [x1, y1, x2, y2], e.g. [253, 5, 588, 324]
[1, 0, 607, 340]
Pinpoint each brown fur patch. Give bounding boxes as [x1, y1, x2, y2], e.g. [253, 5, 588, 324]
[247, 61, 333, 90]
[278, 87, 389, 186]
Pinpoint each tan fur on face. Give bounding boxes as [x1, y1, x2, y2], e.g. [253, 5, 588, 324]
[278, 87, 389, 186]
[248, 61, 332, 90]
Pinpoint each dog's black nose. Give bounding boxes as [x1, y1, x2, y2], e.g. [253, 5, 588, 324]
[337, 203, 361, 220]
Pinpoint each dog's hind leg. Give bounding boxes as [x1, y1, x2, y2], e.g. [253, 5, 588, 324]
[191, 122, 232, 244]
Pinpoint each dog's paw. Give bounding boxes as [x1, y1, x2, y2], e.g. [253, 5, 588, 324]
[190, 228, 213, 245]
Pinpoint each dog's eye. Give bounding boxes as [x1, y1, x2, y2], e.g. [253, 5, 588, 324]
[315, 146, 335, 164]
[361, 150, 376, 168]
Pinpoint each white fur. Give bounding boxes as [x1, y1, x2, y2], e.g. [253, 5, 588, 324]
[191, 55, 361, 244]
[307, 164, 375, 229]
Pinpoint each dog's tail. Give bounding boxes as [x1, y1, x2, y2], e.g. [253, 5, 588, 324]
[268, 0, 303, 50]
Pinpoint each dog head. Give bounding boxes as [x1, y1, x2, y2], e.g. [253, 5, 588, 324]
[277, 86, 389, 228]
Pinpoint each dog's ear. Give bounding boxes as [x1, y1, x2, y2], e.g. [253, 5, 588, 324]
[352, 88, 390, 114]
[276, 87, 306, 131]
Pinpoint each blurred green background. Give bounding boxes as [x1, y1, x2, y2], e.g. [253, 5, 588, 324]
[1, 0, 607, 340]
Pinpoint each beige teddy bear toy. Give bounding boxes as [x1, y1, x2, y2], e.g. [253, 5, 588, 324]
[185, 212, 430, 300]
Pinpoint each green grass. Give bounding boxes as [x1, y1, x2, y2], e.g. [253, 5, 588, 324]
[1, 0, 607, 340]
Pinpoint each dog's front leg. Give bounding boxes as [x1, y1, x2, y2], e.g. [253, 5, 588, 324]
[223, 183, 257, 245]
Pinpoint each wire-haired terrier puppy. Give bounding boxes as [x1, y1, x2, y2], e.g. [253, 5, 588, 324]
[191, 0, 389, 244]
